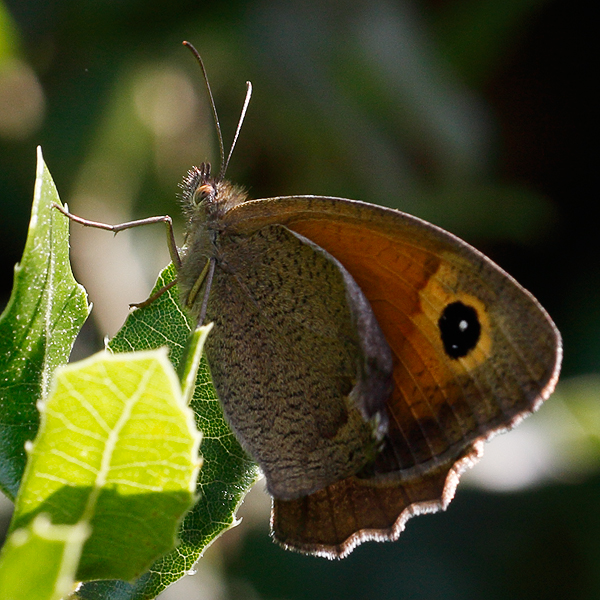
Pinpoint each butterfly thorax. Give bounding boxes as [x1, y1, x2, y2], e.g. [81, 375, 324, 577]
[177, 163, 249, 319]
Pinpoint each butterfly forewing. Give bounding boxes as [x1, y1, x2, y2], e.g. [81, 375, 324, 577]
[222, 195, 561, 556]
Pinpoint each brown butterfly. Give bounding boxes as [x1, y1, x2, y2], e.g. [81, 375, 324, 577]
[57, 41, 562, 558]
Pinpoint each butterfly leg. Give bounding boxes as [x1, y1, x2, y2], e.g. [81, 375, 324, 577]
[53, 202, 182, 308]
[129, 279, 178, 309]
[185, 257, 216, 325]
[53, 203, 182, 269]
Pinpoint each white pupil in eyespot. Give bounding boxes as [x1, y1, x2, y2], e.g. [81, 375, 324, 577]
[459, 320, 468, 332]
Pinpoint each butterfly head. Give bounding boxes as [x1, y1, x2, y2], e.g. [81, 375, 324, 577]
[179, 162, 248, 224]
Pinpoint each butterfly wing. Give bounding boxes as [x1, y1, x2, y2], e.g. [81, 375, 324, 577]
[222, 195, 562, 557]
[197, 222, 393, 500]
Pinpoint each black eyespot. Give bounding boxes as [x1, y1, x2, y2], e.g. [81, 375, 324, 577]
[438, 301, 481, 359]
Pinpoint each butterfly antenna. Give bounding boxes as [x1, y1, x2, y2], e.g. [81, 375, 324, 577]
[183, 41, 225, 176]
[183, 41, 252, 181]
[221, 80, 252, 180]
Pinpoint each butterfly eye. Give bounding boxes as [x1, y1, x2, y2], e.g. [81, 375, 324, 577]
[192, 183, 215, 205]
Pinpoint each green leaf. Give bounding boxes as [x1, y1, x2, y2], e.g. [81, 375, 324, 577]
[0, 146, 90, 499]
[76, 267, 259, 599]
[9, 349, 202, 582]
[0, 515, 90, 600]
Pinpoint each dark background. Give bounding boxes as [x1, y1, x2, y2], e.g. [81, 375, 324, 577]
[0, 1, 597, 599]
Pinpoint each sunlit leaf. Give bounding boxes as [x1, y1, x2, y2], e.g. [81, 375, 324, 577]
[0, 147, 90, 498]
[9, 349, 201, 582]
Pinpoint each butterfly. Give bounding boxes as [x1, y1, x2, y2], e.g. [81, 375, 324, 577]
[57, 41, 562, 558]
